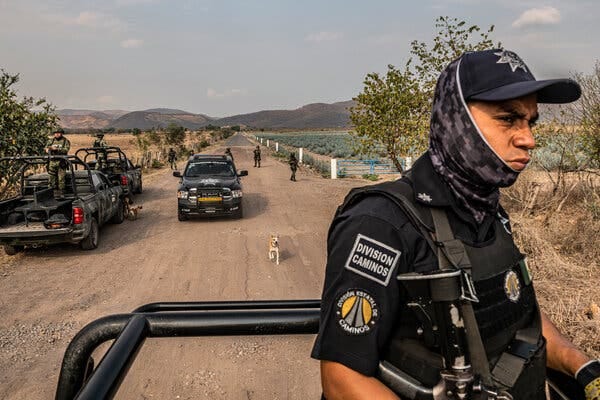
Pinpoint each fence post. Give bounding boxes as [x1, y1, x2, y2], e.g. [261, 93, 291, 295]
[370, 160, 374, 174]
[299, 148, 303, 164]
[267, 139, 270, 147]
[275, 142, 279, 152]
[260, 138, 263, 144]
[405, 156, 413, 170]
[331, 159, 337, 180]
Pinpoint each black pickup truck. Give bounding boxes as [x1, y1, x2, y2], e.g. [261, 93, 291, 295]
[0, 156, 125, 255]
[173, 154, 248, 220]
[75, 147, 142, 197]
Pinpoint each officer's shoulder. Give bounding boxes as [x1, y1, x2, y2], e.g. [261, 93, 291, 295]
[338, 190, 413, 230]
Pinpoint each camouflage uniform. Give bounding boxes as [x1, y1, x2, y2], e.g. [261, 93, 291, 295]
[289, 154, 298, 181]
[167, 148, 177, 170]
[46, 135, 71, 194]
[225, 148, 234, 162]
[253, 146, 261, 167]
[93, 135, 108, 169]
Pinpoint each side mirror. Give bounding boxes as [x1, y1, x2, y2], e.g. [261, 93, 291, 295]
[238, 170, 248, 177]
[173, 171, 182, 178]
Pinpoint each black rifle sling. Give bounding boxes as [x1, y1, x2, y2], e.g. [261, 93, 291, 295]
[430, 208, 494, 389]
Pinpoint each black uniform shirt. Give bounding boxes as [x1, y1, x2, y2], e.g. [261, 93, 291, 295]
[311, 153, 505, 376]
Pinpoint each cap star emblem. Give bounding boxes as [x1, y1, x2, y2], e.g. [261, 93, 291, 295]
[494, 50, 528, 73]
[417, 192, 432, 203]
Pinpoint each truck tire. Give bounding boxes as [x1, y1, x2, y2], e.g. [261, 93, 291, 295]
[80, 218, 99, 250]
[110, 200, 125, 224]
[135, 178, 143, 194]
[4, 245, 24, 256]
[233, 204, 243, 219]
[178, 209, 188, 221]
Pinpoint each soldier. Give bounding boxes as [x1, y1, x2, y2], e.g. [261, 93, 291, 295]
[167, 148, 177, 170]
[253, 145, 261, 168]
[45, 128, 71, 199]
[93, 132, 108, 170]
[288, 153, 298, 181]
[225, 147, 234, 162]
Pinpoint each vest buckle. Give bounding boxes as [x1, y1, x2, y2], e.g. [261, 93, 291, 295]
[460, 270, 479, 303]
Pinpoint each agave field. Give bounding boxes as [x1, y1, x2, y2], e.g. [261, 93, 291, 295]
[258, 131, 359, 159]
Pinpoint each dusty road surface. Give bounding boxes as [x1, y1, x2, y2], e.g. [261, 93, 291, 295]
[0, 134, 368, 399]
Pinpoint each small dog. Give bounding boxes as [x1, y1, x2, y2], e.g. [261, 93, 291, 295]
[268, 234, 280, 265]
[124, 197, 143, 221]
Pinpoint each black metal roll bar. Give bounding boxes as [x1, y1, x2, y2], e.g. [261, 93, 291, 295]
[55, 300, 321, 400]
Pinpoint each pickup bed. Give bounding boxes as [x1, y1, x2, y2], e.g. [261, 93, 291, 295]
[0, 156, 125, 255]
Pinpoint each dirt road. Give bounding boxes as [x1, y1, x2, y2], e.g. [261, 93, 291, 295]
[0, 134, 366, 399]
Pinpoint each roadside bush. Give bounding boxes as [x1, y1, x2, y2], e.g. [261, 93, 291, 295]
[151, 159, 164, 168]
[303, 154, 330, 178]
[362, 174, 379, 181]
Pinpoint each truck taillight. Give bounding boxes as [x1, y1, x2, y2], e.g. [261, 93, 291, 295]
[120, 175, 128, 186]
[73, 207, 84, 224]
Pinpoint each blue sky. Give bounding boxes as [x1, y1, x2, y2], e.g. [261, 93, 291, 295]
[0, 0, 598, 117]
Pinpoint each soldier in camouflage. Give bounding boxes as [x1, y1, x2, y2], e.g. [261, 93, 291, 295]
[93, 132, 108, 170]
[168, 148, 177, 170]
[45, 128, 71, 199]
[253, 145, 261, 168]
[288, 153, 298, 181]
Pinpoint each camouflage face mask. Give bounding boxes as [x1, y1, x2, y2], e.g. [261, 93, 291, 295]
[428, 58, 519, 223]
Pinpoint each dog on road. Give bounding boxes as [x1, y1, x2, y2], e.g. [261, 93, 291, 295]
[268, 234, 280, 265]
[124, 197, 143, 221]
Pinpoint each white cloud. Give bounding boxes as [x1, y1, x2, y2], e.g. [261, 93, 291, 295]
[44, 11, 126, 33]
[97, 95, 116, 105]
[120, 38, 143, 48]
[206, 88, 248, 98]
[512, 6, 561, 28]
[305, 31, 344, 43]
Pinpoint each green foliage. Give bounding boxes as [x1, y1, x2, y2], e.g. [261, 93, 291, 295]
[151, 159, 164, 168]
[350, 64, 428, 172]
[349, 16, 497, 172]
[572, 61, 600, 168]
[132, 128, 141, 136]
[165, 123, 186, 146]
[0, 69, 58, 193]
[260, 132, 355, 158]
[302, 153, 330, 177]
[146, 130, 162, 146]
[362, 174, 380, 181]
[198, 139, 210, 149]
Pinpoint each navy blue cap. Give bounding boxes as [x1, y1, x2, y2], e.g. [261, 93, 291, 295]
[459, 49, 581, 104]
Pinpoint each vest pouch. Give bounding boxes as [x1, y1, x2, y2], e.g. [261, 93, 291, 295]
[383, 338, 444, 388]
[499, 337, 547, 399]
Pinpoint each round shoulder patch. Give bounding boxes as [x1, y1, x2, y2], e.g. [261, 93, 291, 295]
[504, 270, 521, 303]
[335, 289, 379, 335]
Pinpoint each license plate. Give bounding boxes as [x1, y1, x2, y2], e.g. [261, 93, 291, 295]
[198, 197, 222, 202]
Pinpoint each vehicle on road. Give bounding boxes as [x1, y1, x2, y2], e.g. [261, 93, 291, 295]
[0, 155, 125, 255]
[173, 154, 248, 220]
[75, 146, 142, 197]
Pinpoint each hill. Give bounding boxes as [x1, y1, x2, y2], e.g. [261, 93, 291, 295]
[56, 100, 355, 130]
[214, 100, 354, 129]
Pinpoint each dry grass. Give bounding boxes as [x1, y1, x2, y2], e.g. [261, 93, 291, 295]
[504, 169, 600, 358]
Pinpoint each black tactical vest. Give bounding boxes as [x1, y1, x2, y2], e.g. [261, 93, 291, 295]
[337, 179, 546, 399]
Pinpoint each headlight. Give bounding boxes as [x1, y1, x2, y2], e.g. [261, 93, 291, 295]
[231, 190, 243, 198]
[177, 190, 189, 199]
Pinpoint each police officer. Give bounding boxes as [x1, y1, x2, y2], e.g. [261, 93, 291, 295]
[289, 153, 298, 181]
[93, 132, 108, 169]
[253, 145, 261, 168]
[312, 49, 600, 400]
[167, 147, 177, 170]
[45, 128, 71, 199]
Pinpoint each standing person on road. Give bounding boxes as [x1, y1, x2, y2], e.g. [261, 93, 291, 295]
[167, 147, 177, 170]
[45, 128, 71, 199]
[92, 132, 108, 170]
[253, 145, 261, 168]
[311, 49, 599, 400]
[289, 153, 298, 181]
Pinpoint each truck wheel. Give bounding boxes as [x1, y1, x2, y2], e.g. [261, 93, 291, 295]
[136, 178, 143, 194]
[4, 245, 24, 256]
[80, 218, 99, 250]
[110, 200, 125, 224]
[178, 209, 188, 221]
[233, 204, 243, 219]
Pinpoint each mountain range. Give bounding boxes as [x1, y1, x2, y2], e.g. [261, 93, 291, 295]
[57, 101, 354, 130]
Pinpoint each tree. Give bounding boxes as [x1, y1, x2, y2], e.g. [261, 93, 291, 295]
[0, 69, 58, 195]
[573, 61, 600, 169]
[349, 17, 497, 171]
[349, 64, 428, 172]
[165, 123, 186, 147]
